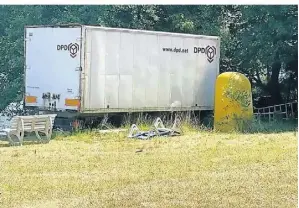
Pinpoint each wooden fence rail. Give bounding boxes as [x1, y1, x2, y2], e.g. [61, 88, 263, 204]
[254, 101, 298, 122]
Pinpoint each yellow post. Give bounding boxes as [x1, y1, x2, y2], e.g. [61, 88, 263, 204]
[214, 72, 253, 132]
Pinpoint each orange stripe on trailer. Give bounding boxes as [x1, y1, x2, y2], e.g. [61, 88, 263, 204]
[25, 96, 37, 103]
[65, 99, 80, 107]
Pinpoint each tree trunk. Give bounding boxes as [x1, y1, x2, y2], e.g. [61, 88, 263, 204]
[266, 61, 283, 105]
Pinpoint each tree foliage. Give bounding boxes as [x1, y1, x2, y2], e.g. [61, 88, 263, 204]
[0, 5, 297, 112]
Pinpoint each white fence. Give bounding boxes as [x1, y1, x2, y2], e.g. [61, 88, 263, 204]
[254, 102, 298, 122]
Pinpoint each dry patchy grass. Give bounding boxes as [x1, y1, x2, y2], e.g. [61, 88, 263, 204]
[0, 129, 297, 208]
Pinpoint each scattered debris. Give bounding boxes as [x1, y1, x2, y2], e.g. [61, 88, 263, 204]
[128, 117, 182, 140]
[135, 149, 143, 153]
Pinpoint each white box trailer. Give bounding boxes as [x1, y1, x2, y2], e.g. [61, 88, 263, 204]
[24, 24, 220, 115]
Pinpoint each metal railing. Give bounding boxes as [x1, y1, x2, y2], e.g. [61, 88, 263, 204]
[254, 101, 298, 122]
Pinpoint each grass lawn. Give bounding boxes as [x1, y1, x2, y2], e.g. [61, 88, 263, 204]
[0, 128, 297, 208]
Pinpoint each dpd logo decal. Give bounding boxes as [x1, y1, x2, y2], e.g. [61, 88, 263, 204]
[205, 46, 216, 63]
[57, 43, 80, 58]
[194, 45, 217, 63]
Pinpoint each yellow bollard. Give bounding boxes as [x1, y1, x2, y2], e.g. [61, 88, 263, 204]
[214, 72, 253, 132]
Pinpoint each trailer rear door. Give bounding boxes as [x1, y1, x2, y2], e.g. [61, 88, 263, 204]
[24, 26, 82, 111]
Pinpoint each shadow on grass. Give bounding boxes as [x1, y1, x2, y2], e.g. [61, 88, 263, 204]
[236, 119, 298, 134]
[16, 117, 295, 145]
[51, 119, 298, 142]
[199, 112, 298, 135]
[0, 136, 51, 147]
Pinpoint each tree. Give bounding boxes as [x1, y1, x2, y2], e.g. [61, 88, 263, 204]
[226, 6, 298, 105]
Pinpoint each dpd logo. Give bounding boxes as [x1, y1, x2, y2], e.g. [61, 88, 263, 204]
[57, 43, 80, 58]
[194, 45, 217, 63]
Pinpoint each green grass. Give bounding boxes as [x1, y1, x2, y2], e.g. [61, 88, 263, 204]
[0, 125, 297, 208]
